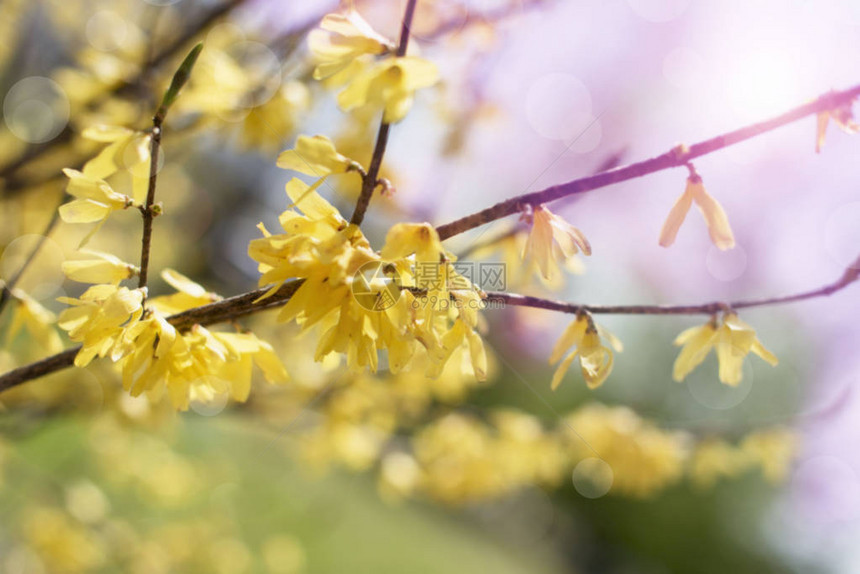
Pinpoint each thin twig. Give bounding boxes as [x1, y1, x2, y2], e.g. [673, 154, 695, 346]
[435, 84, 860, 240]
[349, 0, 419, 226]
[486, 255, 860, 316]
[137, 122, 162, 294]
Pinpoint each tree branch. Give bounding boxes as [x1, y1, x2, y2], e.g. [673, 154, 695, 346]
[0, 210, 61, 317]
[0, 280, 302, 393]
[349, 0, 419, 226]
[4, 253, 858, 394]
[435, 83, 860, 240]
[486, 255, 860, 316]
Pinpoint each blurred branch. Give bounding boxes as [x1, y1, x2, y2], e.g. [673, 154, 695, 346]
[435, 83, 860, 240]
[0, 210, 60, 318]
[487, 254, 860, 315]
[349, 0, 419, 226]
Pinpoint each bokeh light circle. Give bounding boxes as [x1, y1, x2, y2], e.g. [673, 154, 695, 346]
[525, 73, 593, 141]
[86, 11, 129, 52]
[663, 47, 706, 90]
[189, 380, 230, 416]
[686, 358, 754, 410]
[706, 244, 748, 282]
[572, 457, 613, 498]
[3, 77, 70, 144]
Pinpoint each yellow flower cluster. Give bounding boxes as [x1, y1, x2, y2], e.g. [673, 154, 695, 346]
[400, 411, 568, 504]
[309, 7, 439, 123]
[57, 268, 288, 410]
[371, 402, 796, 504]
[690, 428, 796, 488]
[565, 403, 689, 498]
[250, 138, 486, 380]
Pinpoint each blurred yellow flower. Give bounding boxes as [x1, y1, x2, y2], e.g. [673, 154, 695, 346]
[309, 9, 394, 81]
[659, 173, 735, 250]
[741, 428, 796, 483]
[523, 205, 591, 281]
[689, 438, 750, 488]
[565, 403, 689, 497]
[337, 57, 439, 123]
[550, 313, 622, 390]
[6, 289, 63, 353]
[672, 313, 778, 386]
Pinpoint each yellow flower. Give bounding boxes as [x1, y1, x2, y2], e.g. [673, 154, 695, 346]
[549, 313, 622, 390]
[6, 289, 63, 353]
[523, 205, 591, 281]
[148, 268, 221, 315]
[337, 57, 439, 123]
[276, 135, 358, 178]
[80, 124, 151, 203]
[57, 284, 145, 367]
[308, 9, 394, 81]
[468, 227, 584, 290]
[659, 173, 735, 250]
[816, 100, 858, 153]
[672, 313, 778, 386]
[59, 168, 136, 223]
[213, 332, 290, 401]
[61, 250, 137, 285]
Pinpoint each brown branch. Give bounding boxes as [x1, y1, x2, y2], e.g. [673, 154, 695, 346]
[487, 255, 860, 316]
[349, 0, 419, 226]
[0, 280, 302, 394]
[2, 253, 858, 394]
[435, 83, 860, 240]
[137, 122, 162, 294]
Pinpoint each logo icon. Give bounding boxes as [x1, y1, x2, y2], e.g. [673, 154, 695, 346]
[351, 261, 402, 311]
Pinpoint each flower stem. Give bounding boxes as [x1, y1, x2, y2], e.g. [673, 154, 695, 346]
[349, 0, 419, 226]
